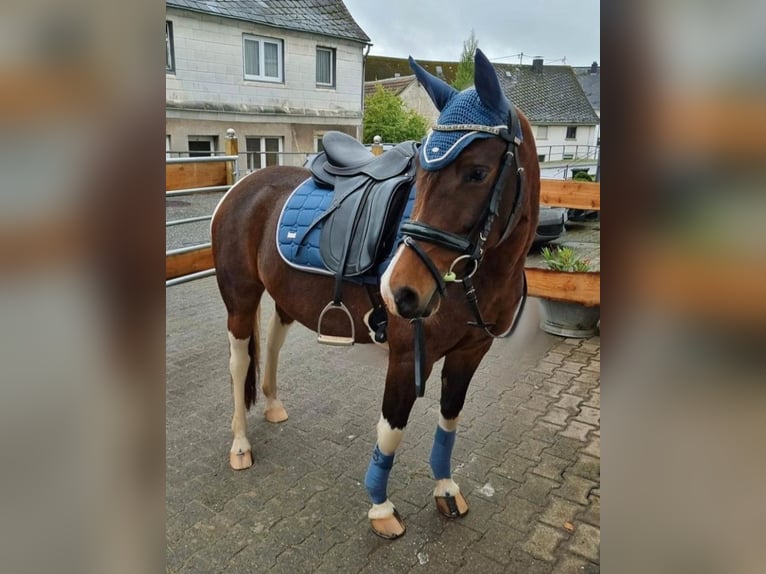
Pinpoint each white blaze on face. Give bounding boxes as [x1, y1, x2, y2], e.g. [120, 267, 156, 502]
[380, 245, 405, 317]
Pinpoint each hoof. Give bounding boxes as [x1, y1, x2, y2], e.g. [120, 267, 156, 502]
[435, 492, 469, 518]
[370, 508, 406, 539]
[229, 450, 253, 470]
[264, 405, 288, 423]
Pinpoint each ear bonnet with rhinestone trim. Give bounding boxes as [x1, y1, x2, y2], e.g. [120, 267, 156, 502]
[409, 48, 522, 171]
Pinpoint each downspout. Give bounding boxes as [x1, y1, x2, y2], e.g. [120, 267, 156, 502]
[360, 42, 371, 141]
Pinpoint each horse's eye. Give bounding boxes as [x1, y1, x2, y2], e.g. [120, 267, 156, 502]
[465, 168, 488, 183]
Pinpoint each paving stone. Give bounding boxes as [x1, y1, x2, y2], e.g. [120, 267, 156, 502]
[523, 394, 555, 413]
[456, 550, 508, 574]
[568, 522, 600, 562]
[583, 436, 600, 459]
[536, 380, 569, 399]
[512, 474, 560, 506]
[541, 352, 567, 365]
[574, 370, 600, 385]
[493, 452, 535, 483]
[539, 497, 582, 530]
[532, 452, 572, 482]
[514, 437, 550, 462]
[552, 554, 600, 574]
[552, 474, 598, 505]
[579, 495, 600, 527]
[470, 518, 525, 564]
[555, 393, 584, 413]
[575, 406, 600, 427]
[523, 421, 564, 444]
[559, 420, 595, 442]
[567, 351, 592, 364]
[541, 407, 570, 427]
[547, 370, 578, 386]
[569, 455, 600, 482]
[494, 494, 541, 532]
[521, 523, 567, 562]
[556, 362, 583, 375]
[544, 437, 583, 462]
[532, 361, 558, 375]
[582, 391, 600, 409]
[167, 279, 601, 573]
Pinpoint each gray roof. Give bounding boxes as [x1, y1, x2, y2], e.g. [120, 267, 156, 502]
[573, 64, 600, 112]
[166, 0, 370, 43]
[494, 64, 599, 125]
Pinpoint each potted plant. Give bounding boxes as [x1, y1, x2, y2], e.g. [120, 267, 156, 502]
[537, 246, 600, 338]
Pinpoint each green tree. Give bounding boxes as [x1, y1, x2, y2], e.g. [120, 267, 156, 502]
[363, 85, 429, 144]
[452, 30, 478, 90]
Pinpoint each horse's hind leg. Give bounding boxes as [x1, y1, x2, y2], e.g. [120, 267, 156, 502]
[261, 306, 293, 423]
[430, 340, 492, 518]
[227, 309, 260, 470]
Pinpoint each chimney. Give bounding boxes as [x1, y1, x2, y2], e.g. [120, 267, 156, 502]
[590, 61, 598, 74]
[532, 58, 543, 73]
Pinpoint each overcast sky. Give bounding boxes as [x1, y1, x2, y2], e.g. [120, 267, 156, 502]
[342, 0, 600, 66]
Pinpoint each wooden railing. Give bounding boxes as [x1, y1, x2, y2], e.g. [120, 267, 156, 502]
[167, 153, 600, 307]
[527, 180, 600, 306]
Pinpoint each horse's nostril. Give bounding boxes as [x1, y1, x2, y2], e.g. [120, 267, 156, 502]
[394, 287, 420, 319]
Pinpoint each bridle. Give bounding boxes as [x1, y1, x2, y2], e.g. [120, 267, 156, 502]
[396, 106, 529, 398]
[399, 105, 528, 339]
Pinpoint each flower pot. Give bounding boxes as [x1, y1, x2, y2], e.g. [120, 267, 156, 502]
[539, 299, 600, 338]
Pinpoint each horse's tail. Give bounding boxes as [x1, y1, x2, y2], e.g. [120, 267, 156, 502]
[244, 306, 261, 409]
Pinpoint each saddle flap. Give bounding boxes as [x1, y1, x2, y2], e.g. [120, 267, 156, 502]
[320, 174, 413, 276]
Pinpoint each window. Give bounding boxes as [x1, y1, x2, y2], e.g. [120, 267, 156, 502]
[536, 125, 548, 140]
[166, 135, 171, 158]
[243, 35, 283, 82]
[537, 154, 546, 163]
[315, 135, 325, 153]
[246, 137, 283, 171]
[188, 136, 217, 157]
[562, 153, 574, 160]
[565, 126, 577, 140]
[166, 21, 175, 74]
[316, 47, 336, 87]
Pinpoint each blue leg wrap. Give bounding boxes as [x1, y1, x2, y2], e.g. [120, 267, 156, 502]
[364, 445, 395, 504]
[429, 425, 456, 480]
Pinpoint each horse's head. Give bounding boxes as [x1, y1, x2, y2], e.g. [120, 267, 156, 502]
[381, 49, 533, 320]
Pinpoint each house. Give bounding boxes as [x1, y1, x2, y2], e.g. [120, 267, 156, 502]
[165, 0, 370, 171]
[494, 59, 600, 177]
[364, 55, 599, 179]
[574, 61, 601, 144]
[363, 75, 440, 128]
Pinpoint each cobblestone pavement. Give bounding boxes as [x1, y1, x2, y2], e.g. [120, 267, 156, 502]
[167, 277, 600, 573]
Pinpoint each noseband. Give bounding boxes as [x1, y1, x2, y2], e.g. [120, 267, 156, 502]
[399, 105, 528, 340]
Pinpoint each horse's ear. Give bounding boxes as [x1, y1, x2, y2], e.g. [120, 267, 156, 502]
[409, 56, 457, 112]
[473, 48, 507, 114]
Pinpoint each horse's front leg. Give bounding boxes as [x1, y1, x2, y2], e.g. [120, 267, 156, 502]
[364, 355, 424, 539]
[430, 340, 492, 518]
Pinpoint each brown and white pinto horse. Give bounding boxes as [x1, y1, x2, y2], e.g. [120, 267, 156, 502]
[211, 49, 540, 538]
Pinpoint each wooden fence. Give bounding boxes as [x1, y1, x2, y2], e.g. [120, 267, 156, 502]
[166, 150, 600, 306]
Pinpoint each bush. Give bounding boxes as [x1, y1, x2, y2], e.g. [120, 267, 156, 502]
[363, 85, 429, 144]
[540, 246, 592, 272]
[573, 171, 594, 182]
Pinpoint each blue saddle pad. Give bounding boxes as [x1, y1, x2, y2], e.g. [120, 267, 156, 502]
[276, 178, 416, 283]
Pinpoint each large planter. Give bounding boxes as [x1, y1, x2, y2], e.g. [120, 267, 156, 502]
[539, 299, 600, 338]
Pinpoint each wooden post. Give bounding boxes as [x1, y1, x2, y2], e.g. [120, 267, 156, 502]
[371, 134, 383, 156]
[225, 128, 238, 185]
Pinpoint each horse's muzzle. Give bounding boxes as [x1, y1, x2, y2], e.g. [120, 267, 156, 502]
[392, 286, 439, 319]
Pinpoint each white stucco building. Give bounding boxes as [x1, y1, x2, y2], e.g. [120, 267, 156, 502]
[165, 0, 370, 170]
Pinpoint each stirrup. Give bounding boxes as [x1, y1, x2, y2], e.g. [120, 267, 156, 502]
[317, 301, 355, 346]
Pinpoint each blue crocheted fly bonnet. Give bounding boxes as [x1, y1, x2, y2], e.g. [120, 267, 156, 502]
[409, 49, 522, 171]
